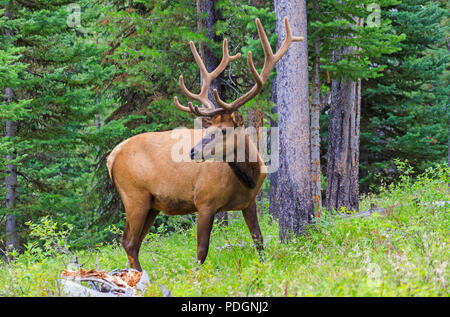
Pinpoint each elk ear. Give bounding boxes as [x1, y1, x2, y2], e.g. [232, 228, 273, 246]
[231, 112, 244, 127]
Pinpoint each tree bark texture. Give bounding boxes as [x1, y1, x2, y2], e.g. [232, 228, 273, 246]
[310, 0, 322, 217]
[446, 39, 449, 170]
[274, 0, 314, 241]
[5, 93, 18, 211]
[4, 4, 19, 251]
[325, 13, 362, 213]
[199, 0, 228, 226]
[247, 109, 264, 212]
[198, 0, 224, 108]
[5, 111, 19, 250]
[325, 75, 360, 213]
[268, 79, 279, 219]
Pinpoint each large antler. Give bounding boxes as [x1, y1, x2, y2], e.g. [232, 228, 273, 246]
[174, 39, 241, 117]
[174, 17, 302, 117]
[213, 17, 303, 112]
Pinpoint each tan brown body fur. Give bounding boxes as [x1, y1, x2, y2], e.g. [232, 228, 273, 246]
[108, 129, 266, 214]
[107, 17, 300, 271]
[107, 126, 266, 271]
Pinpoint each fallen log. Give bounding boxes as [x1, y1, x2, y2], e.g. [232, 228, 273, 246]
[60, 268, 150, 297]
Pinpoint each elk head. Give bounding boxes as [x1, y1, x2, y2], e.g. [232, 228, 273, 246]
[173, 17, 303, 162]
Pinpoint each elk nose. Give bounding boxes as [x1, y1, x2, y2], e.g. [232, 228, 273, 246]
[190, 148, 195, 160]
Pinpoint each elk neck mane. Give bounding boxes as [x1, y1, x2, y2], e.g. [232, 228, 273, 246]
[227, 161, 260, 189]
[227, 133, 261, 189]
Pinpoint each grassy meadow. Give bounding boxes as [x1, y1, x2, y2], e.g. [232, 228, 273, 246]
[0, 166, 448, 297]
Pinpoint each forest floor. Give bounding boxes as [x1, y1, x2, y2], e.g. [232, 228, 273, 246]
[0, 167, 449, 296]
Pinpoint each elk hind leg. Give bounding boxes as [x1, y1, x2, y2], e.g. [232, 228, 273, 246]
[138, 208, 160, 247]
[242, 201, 264, 257]
[121, 193, 152, 272]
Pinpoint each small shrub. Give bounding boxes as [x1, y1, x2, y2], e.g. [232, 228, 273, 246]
[19, 216, 73, 263]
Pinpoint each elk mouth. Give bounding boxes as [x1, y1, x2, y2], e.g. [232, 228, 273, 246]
[189, 148, 219, 162]
[190, 132, 218, 161]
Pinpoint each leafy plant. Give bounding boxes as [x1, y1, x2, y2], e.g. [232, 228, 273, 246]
[19, 216, 73, 263]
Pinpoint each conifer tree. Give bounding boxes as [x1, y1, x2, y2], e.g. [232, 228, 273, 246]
[274, 0, 313, 240]
[1, 2, 29, 250]
[360, 0, 448, 190]
[307, 0, 404, 212]
[0, 0, 113, 247]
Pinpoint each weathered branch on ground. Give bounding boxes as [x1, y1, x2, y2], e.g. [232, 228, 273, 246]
[60, 268, 150, 297]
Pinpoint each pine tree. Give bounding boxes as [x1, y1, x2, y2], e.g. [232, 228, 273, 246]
[1, 2, 31, 250]
[0, 0, 113, 248]
[274, 0, 314, 240]
[360, 0, 448, 190]
[306, 0, 404, 212]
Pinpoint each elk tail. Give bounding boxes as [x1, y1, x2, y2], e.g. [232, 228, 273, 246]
[106, 151, 116, 184]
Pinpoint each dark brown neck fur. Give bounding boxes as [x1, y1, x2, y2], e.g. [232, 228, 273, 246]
[227, 134, 260, 189]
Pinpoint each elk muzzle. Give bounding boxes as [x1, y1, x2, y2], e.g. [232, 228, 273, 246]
[191, 130, 218, 161]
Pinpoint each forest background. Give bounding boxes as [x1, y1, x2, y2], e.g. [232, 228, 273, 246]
[0, 0, 448, 252]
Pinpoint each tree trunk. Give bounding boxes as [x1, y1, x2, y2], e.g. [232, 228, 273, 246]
[247, 109, 264, 214]
[199, 0, 228, 226]
[5, 93, 19, 251]
[247, 110, 264, 144]
[274, 0, 313, 241]
[5, 90, 17, 209]
[325, 13, 362, 213]
[198, 0, 224, 107]
[360, 144, 369, 194]
[4, 4, 19, 251]
[310, 0, 322, 217]
[325, 75, 360, 213]
[268, 79, 279, 219]
[447, 39, 450, 170]
[446, 39, 449, 187]
[5, 111, 19, 251]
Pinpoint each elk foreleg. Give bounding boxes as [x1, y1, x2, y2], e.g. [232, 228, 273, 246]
[242, 200, 264, 257]
[196, 210, 216, 264]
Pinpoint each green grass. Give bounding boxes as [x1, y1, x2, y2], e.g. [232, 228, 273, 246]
[1, 166, 449, 296]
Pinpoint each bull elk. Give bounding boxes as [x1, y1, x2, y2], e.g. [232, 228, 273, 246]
[107, 18, 303, 271]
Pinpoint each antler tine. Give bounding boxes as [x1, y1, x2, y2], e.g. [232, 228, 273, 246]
[189, 41, 208, 83]
[209, 39, 241, 78]
[175, 96, 223, 117]
[192, 104, 226, 117]
[273, 17, 304, 63]
[189, 103, 203, 116]
[174, 96, 191, 113]
[174, 39, 241, 117]
[214, 17, 303, 112]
